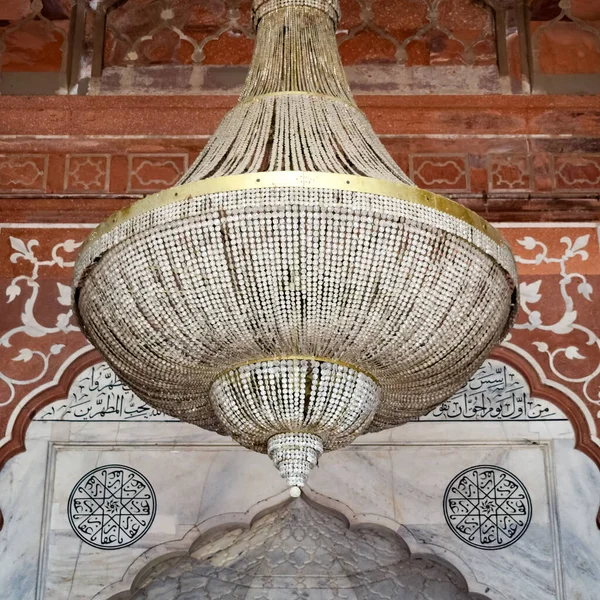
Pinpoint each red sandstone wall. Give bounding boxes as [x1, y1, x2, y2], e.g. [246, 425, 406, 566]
[1, 0, 599, 95]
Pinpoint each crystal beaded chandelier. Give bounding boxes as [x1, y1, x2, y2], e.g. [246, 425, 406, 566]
[74, 0, 518, 495]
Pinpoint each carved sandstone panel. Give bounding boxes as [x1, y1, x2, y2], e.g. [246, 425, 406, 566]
[553, 155, 600, 191]
[488, 154, 532, 191]
[104, 0, 254, 67]
[64, 155, 111, 193]
[0, 155, 48, 192]
[0, 0, 71, 94]
[127, 154, 188, 192]
[338, 0, 496, 67]
[530, 0, 600, 93]
[102, 0, 496, 69]
[410, 154, 470, 192]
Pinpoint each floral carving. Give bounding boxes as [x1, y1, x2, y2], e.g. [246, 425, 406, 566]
[510, 232, 600, 410]
[0, 236, 83, 406]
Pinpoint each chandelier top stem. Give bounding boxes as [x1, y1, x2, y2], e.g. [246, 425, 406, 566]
[180, 1, 411, 183]
[242, 3, 352, 102]
[252, 0, 341, 29]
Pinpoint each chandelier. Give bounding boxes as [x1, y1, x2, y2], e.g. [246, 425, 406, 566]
[73, 0, 518, 496]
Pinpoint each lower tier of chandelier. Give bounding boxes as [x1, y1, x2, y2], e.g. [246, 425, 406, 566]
[212, 357, 380, 487]
[73, 171, 517, 488]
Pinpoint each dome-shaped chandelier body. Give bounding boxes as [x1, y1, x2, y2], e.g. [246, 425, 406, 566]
[73, 0, 518, 493]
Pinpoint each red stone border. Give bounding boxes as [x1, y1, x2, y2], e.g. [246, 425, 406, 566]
[1, 95, 599, 137]
[0, 96, 597, 223]
[492, 346, 600, 528]
[0, 349, 101, 531]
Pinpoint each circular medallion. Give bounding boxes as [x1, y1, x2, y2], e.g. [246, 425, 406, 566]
[443, 465, 532, 550]
[68, 465, 156, 550]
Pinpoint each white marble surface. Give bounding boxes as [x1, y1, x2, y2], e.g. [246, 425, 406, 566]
[0, 416, 598, 600]
[0, 435, 48, 600]
[553, 439, 600, 599]
[45, 445, 287, 600]
[310, 443, 556, 600]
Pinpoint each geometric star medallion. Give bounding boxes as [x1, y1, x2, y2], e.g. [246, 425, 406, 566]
[68, 465, 156, 550]
[444, 465, 532, 550]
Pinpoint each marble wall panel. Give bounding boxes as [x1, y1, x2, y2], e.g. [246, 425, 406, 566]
[0, 414, 597, 600]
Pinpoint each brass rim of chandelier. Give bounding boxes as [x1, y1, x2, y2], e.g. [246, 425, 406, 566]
[77, 171, 510, 260]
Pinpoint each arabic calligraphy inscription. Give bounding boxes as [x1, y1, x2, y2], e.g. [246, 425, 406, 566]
[422, 359, 565, 421]
[36, 359, 566, 423]
[443, 465, 532, 550]
[68, 465, 157, 550]
[36, 362, 175, 421]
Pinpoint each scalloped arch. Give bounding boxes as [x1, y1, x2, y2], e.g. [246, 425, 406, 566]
[97, 490, 499, 600]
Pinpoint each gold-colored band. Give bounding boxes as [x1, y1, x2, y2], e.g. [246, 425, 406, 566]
[214, 355, 379, 385]
[82, 171, 507, 253]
